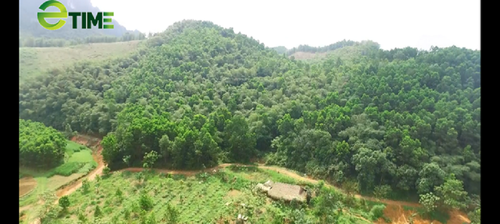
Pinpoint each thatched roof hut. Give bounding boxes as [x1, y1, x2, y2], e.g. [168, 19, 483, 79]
[266, 182, 307, 202]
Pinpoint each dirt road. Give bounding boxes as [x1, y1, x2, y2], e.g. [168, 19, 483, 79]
[19, 135, 105, 214]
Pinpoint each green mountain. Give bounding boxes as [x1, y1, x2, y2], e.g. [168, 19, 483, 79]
[19, 20, 480, 219]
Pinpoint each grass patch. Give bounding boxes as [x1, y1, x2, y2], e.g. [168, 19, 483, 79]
[19, 140, 95, 207]
[19, 40, 142, 84]
[50, 162, 86, 176]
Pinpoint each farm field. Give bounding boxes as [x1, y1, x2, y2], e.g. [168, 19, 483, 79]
[19, 135, 471, 224]
[21, 165, 378, 224]
[19, 140, 97, 207]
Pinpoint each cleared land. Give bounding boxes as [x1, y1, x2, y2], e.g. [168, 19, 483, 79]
[19, 177, 37, 197]
[289, 51, 329, 60]
[19, 40, 141, 83]
[19, 140, 97, 207]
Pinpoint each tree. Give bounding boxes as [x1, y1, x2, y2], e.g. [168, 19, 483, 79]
[58, 196, 70, 211]
[468, 207, 480, 224]
[373, 185, 391, 199]
[224, 115, 257, 162]
[94, 205, 102, 218]
[143, 150, 160, 170]
[19, 119, 66, 168]
[419, 192, 439, 213]
[417, 162, 446, 194]
[82, 179, 90, 194]
[435, 174, 468, 210]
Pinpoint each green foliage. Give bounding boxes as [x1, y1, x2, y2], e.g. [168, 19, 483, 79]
[139, 192, 154, 211]
[468, 207, 480, 224]
[103, 167, 111, 177]
[50, 162, 86, 176]
[82, 179, 91, 194]
[165, 203, 180, 224]
[434, 174, 468, 210]
[58, 196, 70, 210]
[94, 205, 102, 218]
[19, 119, 66, 168]
[143, 150, 160, 169]
[19, 20, 481, 208]
[373, 185, 392, 199]
[419, 192, 440, 213]
[370, 204, 386, 221]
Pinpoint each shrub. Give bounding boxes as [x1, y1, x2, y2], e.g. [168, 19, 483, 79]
[78, 210, 87, 223]
[139, 192, 154, 211]
[103, 167, 111, 177]
[116, 188, 123, 198]
[419, 192, 440, 213]
[165, 203, 179, 224]
[373, 185, 392, 199]
[124, 209, 130, 220]
[59, 196, 70, 211]
[82, 179, 90, 193]
[94, 205, 102, 218]
[370, 204, 386, 221]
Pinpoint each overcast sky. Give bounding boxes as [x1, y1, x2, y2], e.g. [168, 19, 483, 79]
[90, 0, 480, 51]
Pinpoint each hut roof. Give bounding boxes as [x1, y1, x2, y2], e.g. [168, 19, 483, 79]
[267, 182, 307, 202]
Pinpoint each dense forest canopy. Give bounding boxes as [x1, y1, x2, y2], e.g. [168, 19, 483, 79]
[19, 119, 67, 168]
[19, 20, 480, 213]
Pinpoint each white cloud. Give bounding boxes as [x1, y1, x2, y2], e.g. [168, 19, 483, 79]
[91, 0, 480, 50]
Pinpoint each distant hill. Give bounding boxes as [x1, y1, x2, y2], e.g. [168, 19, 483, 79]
[271, 46, 287, 54]
[282, 40, 378, 61]
[19, 0, 134, 40]
[19, 40, 142, 83]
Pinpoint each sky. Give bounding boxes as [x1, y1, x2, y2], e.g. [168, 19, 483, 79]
[91, 0, 480, 51]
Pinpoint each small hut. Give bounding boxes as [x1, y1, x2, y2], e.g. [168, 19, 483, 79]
[256, 180, 307, 202]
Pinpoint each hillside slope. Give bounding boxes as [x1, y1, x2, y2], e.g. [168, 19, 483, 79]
[19, 20, 480, 223]
[19, 40, 142, 83]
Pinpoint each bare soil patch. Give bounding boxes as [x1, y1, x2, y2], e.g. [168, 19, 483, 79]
[225, 189, 242, 198]
[448, 209, 470, 224]
[376, 204, 441, 224]
[19, 177, 37, 197]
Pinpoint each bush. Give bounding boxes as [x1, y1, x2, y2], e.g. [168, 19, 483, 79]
[94, 205, 102, 218]
[139, 192, 154, 211]
[370, 204, 386, 221]
[50, 162, 85, 176]
[59, 196, 70, 210]
[82, 179, 91, 194]
[373, 185, 392, 199]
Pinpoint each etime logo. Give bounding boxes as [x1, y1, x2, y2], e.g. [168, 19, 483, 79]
[37, 0, 114, 30]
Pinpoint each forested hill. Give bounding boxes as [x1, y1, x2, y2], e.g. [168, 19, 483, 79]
[19, 0, 139, 43]
[19, 20, 480, 213]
